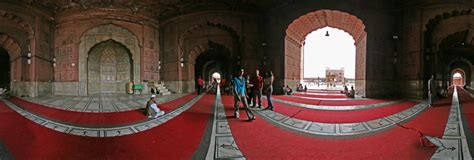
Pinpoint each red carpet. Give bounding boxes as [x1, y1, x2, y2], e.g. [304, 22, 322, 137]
[222, 94, 451, 159]
[292, 93, 348, 99]
[0, 94, 214, 159]
[274, 95, 388, 106]
[269, 100, 417, 123]
[8, 93, 196, 126]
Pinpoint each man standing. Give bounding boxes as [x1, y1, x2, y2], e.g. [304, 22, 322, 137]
[197, 76, 204, 95]
[233, 69, 256, 121]
[251, 70, 264, 108]
[428, 75, 437, 107]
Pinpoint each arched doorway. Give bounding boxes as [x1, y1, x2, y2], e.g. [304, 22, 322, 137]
[303, 26, 356, 90]
[452, 72, 464, 86]
[211, 72, 222, 83]
[0, 47, 10, 90]
[77, 24, 141, 96]
[0, 33, 22, 95]
[192, 42, 231, 91]
[285, 10, 367, 96]
[445, 57, 472, 89]
[87, 40, 133, 94]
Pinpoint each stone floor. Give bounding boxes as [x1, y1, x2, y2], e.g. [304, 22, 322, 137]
[0, 94, 203, 137]
[1, 88, 471, 159]
[22, 93, 187, 112]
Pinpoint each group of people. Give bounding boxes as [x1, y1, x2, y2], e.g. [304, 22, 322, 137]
[342, 85, 356, 98]
[232, 69, 274, 121]
[296, 84, 307, 92]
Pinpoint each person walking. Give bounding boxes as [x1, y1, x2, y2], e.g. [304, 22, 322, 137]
[197, 76, 204, 95]
[233, 69, 256, 121]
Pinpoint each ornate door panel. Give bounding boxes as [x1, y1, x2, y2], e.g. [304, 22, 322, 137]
[115, 48, 131, 93]
[88, 40, 131, 95]
[100, 48, 117, 93]
[88, 47, 101, 95]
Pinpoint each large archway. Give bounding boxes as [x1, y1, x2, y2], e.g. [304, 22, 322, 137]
[425, 9, 474, 96]
[285, 10, 367, 96]
[451, 70, 465, 86]
[87, 40, 133, 94]
[0, 33, 22, 94]
[445, 57, 473, 88]
[303, 26, 356, 90]
[0, 47, 10, 90]
[193, 42, 231, 90]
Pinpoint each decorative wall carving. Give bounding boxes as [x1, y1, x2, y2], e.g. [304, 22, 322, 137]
[88, 40, 131, 94]
[79, 24, 140, 82]
[55, 33, 76, 81]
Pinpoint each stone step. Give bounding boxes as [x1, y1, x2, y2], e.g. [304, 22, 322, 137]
[160, 91, 171, 95]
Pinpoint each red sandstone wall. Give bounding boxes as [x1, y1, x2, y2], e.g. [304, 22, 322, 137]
[265, 0, 398, 97]
[160, 12, 263, 93]
[399, 0, 473, 98]
[0, 2, 53, 96]
[54, 10, 160, 83]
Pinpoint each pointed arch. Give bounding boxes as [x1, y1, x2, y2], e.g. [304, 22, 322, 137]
[285, 9, 367, 96]
[0, 10, 35, 40]
[0, 33, 22, 82]
[76, 24, 141, 95]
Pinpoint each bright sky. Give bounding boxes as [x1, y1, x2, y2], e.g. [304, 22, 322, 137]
[453, 72, 462, 78]
[212, 72, 221, 79]
[303, 26, 355, 78]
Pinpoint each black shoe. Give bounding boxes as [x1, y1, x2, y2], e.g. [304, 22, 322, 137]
[249, 116, 256, 121]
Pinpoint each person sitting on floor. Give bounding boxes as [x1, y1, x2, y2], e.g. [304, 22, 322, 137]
[284, 85, 293, 95]
[296, 84, 304, 92]
[347, 86, 355, 98]
[0, 88, 9, 98]
[146, 95, 165, 118]
[341, 85, 349, 94]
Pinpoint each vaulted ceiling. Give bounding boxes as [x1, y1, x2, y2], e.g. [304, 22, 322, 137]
[15, 0, 290, 20]
[440, 30, 474, 54]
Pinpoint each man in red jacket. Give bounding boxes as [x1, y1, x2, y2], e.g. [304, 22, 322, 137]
[197, 76, 204, 95]
[251, 69, 264, 108]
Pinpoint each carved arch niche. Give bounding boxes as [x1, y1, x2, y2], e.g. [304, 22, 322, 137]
[78, 24, 141, 95]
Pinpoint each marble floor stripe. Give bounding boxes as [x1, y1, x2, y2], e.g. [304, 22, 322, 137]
[271, 97, 402, 111]
[253, 101, 428, 137]
[431, 87, 472, 159]
[19, 93, 186, 113]
[289, 95, 353, 101]
[206, 87, 245, 160]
